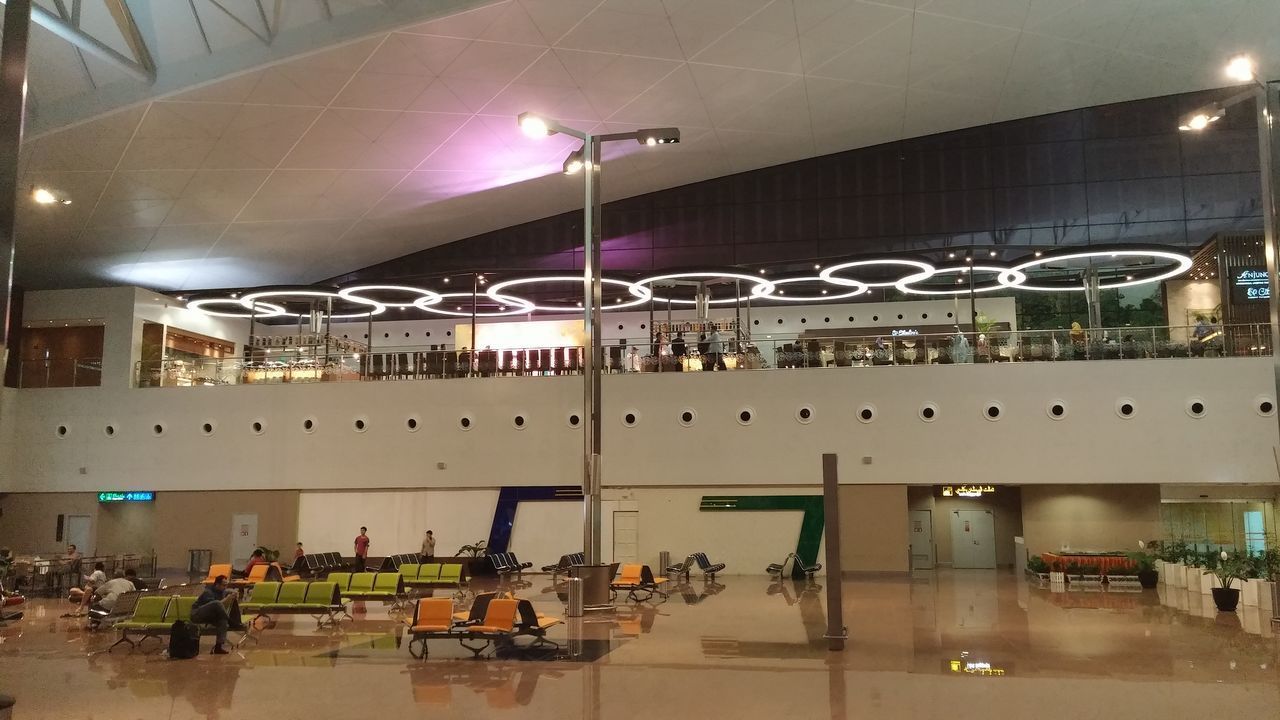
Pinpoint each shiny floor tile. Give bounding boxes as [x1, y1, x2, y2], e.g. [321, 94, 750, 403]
[0, 571, 1276, 719]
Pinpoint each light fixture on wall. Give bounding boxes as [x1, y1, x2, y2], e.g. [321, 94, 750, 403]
[31, 186, 71, 205]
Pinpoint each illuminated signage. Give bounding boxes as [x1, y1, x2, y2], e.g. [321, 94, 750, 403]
[654, 319, 738, 334]
[940, 485, 996, 498]
[1232, 268, 1270, 302]
[98, 491, 155, 503]
[946, 659, 1007, 676]
[890, 329, 919, 336]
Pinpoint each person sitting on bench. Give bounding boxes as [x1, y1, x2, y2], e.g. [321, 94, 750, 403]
[87, 570, 135, 628]
[123, 568, 147, 591]
[68, 561, 107, 614]
[191, 575, 245, 655]
[233, 549, 268, 579]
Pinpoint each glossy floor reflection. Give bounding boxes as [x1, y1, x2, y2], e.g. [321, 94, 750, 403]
[0, 570, 1276, 719]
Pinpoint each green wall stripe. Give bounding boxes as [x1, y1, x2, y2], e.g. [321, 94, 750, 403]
[700, 495, 823, 579]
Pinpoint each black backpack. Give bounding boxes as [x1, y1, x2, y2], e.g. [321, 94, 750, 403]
[168, 620, 200, 659]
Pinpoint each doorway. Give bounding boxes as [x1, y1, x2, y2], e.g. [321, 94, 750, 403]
[612, 511, 638, 564]
[65, 514, 92, 556]
[230, 513, 258, 568]
[909, 510, 934, 569]
[950, 509, 996, 569]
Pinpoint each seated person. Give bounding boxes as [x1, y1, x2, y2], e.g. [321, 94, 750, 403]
[86, 570, 135, 627]
[191, 575, 245, 655]
[233, 549, 268, 579]
[293, 543, 305, 562]
[123, 568, 147, 591]
[67, 561, 107, 614]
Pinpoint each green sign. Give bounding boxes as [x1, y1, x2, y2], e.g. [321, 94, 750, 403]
[98, 491, 155, 503]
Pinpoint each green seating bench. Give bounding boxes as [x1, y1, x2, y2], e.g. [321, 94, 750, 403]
[400, 563, 465, 589]
[109, 595, 247, 652]
[240, 581, 347, 628]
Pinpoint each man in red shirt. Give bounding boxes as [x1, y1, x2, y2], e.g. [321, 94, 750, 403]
[353, 527, 370, 571]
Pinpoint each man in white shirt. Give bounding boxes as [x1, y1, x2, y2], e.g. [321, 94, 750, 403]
[706, 328, 724, 371]
[93, 571, 135, 612]
[626, 347, 641, 372]
[67, 561, 108, 615]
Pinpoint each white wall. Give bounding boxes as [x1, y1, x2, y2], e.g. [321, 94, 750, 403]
[297, 489, 499, 558]
[2, 357, 1276, 493]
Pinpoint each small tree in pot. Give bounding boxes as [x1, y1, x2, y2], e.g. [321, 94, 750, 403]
[1129, 541, 1159, 589]
[1207, 550, 1248, 612]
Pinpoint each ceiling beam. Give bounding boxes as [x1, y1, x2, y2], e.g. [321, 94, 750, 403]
[0, 0, 154, 83]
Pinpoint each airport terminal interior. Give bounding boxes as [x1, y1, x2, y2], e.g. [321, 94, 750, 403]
[1, 0, 1280, 718]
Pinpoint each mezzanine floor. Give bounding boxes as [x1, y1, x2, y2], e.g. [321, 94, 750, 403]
[0, 570, 1274, 719]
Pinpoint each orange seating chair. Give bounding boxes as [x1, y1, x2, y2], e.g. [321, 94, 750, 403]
[407, 598, 456, 658]
[610, 563, 668, 602]
[203, 563, 233, 585]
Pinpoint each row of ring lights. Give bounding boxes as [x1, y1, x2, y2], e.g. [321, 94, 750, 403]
[186, 249, 1193, 319]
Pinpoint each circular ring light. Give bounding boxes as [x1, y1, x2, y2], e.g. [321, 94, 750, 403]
[188, 298, 288, 318]
[239, 289, 386, 319]
[630, 271, 775, 305]
[998, 248, 1193, 292]
[412, 292, 534, 317]
[896, 265, 1026, 296]
[820, 258, 935, 289]
[751, 276, 867, 302]
[338, 285, 442, 309]
[486, 276, 652, 312]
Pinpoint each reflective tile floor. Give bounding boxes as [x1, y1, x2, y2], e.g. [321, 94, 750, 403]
[1, 570, 1276, 719]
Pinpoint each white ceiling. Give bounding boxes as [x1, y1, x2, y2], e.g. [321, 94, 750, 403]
[15, 0, 1280, 291]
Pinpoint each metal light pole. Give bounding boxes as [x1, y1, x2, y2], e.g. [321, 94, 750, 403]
[0, 0, 30, 377]
[517, 113, 679, 565]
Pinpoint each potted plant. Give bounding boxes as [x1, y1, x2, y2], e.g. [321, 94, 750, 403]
[1242, 548, 1278, 609]
[1162, 540, 1188, 588]
[1026, 555, 1050, 581]
[1108, 561, 1141, 587]
[254, 546, 280, 563]
[1206, 550, 1247, 612]
[1128, 544, 1159, 588]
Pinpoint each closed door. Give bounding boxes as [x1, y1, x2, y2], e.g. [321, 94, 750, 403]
[909, 510, 934, 569]
[612, 511, 638, 564]
[950, 510, 996, 569]
[65, 514, 92, 556]
[230, 513, 258, 568]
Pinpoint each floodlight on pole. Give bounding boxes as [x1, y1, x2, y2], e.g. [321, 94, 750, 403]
[518, 112, 551, 138]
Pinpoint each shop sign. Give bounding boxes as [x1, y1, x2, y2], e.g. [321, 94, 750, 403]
[1232, 268, 1270, 302]
[940, 485, 995, 498]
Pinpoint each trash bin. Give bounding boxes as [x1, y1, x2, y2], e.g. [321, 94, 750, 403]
[187, 549, 212, 576]
[659, 551, 670, 575]
[566, 577, 584, 617]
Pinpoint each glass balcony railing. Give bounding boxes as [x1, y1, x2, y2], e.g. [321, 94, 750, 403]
[125, 323, 1271, 388]
[17, 357, 102, 388]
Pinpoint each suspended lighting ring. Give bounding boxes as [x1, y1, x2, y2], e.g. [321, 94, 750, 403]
[239, 289, 386, 319]
[819, 258, 936, 288]
[750, 276, 868, 302]
[338, 285, 443, 308]
[896, 265, 1026, 296]
[187, 298, 288, 319]
[412, 292, 535, 317]
[997, 248, 1193, 292]
[485, 276, 653, 312]
[629, 271, 775, 305]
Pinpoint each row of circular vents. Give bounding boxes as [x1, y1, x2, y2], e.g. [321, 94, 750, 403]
[348, 311, 954, 340]
[53, 397, 1273, 439]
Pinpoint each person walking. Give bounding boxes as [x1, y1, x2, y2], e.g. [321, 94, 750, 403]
[706, 326, 724, 370]
[420, 530, 436, 561]
[353, 527, 370, 571]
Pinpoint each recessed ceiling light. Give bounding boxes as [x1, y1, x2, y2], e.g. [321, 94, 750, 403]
[989, 250, 997, 257]
[1225, 54, 1256, 82]
[443, 278, 450, 284]
[813, 264, 821, 270]
[32, 187, 59, 204]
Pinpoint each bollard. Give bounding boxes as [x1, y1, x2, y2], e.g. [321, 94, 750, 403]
[567, 577, 584, 617]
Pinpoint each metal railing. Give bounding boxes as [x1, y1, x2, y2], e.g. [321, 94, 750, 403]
[2, 552, 157, 598]
[17, 357, 102, 388]
[121, 323, 1271, 388]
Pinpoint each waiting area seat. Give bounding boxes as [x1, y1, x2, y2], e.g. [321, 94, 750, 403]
[765, 553, 822, 580]
[666, 552, 727, 581]
[489, 553, 532, 577]
[239, 581, 347, 628]
[379, 553, 424, 572]
[202, 564, 233, 584]
[288, 552, 348, 578]
[327, 572, 407, 610]
[398, 563, 465, 589]
[610, 564, 668, 603]
[110, 595, 248, 652]
[229, 563, 282, 588]
[541, 553, 585, 576]
[410, 593, 563, 658]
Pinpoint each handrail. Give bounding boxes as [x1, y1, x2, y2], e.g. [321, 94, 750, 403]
[77, 321, 1271, 388]
[16, 357, 102, 388]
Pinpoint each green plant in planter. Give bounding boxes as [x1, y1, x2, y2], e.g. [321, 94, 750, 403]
[254, 546, 280, 563]
[456, 541, 488, 557]
[1158, 539, 1189, 564]
[1207, 550, 1249, 589]
[1109, 561, 1139, 576]
[1127, 552, 1155, 573]
[1065, 562, 1084, 575]
[1257, 547, 1280, 581]
[1080, 562, 1101, 576]
[1027, 555, 1049, 573]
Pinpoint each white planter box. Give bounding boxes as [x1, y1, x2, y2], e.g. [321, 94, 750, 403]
[1184, 565, 1202, 589]
[1260, 580, 1275, 613]
[1166, 563, 1184, 587]
[1243, 578, 1263, 606]
[1049, 571, 1065, 583]
[1154, 560, 1165, 582]
[1200, 571, 1217, 595]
